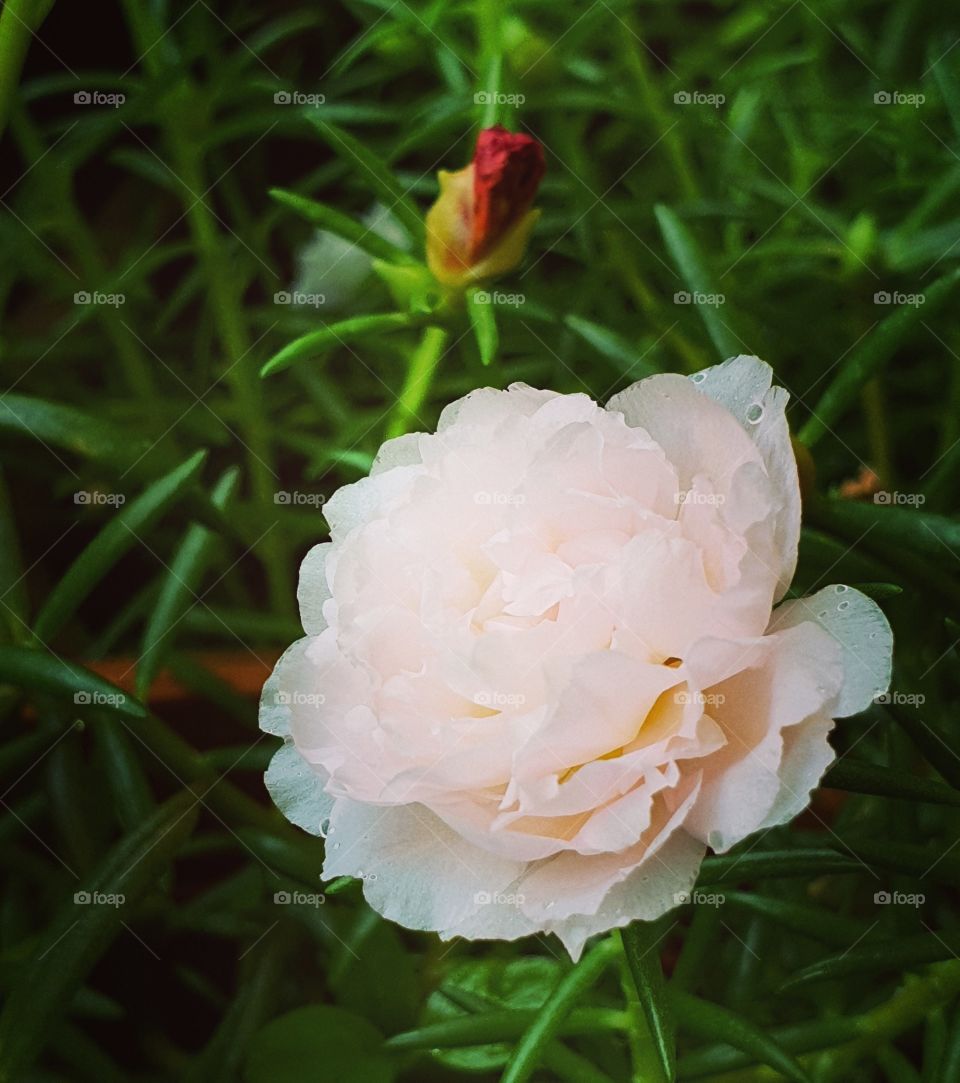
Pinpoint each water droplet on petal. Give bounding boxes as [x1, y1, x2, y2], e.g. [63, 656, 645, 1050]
[835, 584, 849, 593]
[838, 600, 850, 611]
[746, 403, 764, 423]
[692, 372, 706, 383]
[319, 818, 331, 838]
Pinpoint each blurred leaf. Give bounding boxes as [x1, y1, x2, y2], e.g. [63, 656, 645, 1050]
[501, 937, 618, 1083]
[327, 909, 419, 1035]
[467, 287, 499, 366]
[0, 647, 146, 719]
[260, 313, 427, 377]
[565, 314, 658, 379]
[800, 268, 960, 446]
[385, 1006, 626, 1051]
[699, 849, 859, 884]
[33, 450, 207, 642]
[722, 891, 867, 949]
[425, 956, 562, 1072]
[92, 720, 155, 829]
[654, 204, 742, 358]
[0, 467, 27, 638]
[620, 922, 676, 1083]
[304, 116, 424, 242]
[781, 932, 960, 991]
[185, 934, 287, 1083]
[0, 394, 159, 472]
[0, 790, 198, 1078]
[243, 1005, 395, 1083]
[885, 702, 960, 792]
[670, 990, 811, 1083]
[136, 466, 239, 698]
[269, 188, 413, 264]
[824, 758, 960, 808]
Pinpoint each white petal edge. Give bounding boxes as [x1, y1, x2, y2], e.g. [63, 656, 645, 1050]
[264, 740, 334, 836]
[297, 543, 332, 635]
[259, 638, 312, 738]
[690, 355, 801, 600]
[768, 585, 893, 716]
[322, 800, 527, 935]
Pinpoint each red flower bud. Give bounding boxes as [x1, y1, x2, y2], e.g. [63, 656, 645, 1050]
[426, 126, 545, 288]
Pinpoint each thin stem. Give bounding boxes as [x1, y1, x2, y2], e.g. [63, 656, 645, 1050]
[119, 1, 289, 614]
[0, 0, 54, 139]
[619, 18, 700, 202]
[386, 325, 449, 438]
[501, 937, 619, 1083]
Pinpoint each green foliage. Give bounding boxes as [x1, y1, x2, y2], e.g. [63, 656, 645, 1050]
[1, 0, 959, 1080]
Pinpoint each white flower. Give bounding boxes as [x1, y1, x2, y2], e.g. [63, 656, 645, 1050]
[261, 356, 892, 958]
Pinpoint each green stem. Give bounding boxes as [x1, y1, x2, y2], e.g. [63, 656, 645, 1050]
[119, 1, 288, 614]
[0, 0, 54, 139]
[619, 924, 674, 1083]
[501, 937, 619, 1083]
[10, 113, 158, 401]
[619, 18, 700, 202]
[862, 378, 892, 484]
[386, 325, 449, 438]
[829, 961, 960, 1077]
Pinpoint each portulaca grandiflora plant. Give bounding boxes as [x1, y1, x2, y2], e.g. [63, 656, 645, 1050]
[256, 122, 916, 1083]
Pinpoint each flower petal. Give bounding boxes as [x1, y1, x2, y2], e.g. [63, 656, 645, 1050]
[768, 585, 893, 715]
[264, 740, 334, 836]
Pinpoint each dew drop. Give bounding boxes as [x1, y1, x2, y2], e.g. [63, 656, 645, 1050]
[545, 900, 556, 910]
[746, 403, 764, 424]
[319, 818, 331, 838]
[869, 631, 878, 639]
[691, 372, 706, 383]
[333, 841, 341, 850]
[835, 584, 849, 593]
[838, 600, 850, 611]
[818, 610, 828, 619]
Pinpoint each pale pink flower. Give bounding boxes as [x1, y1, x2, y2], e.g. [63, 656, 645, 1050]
[261, 356, 892, 958]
